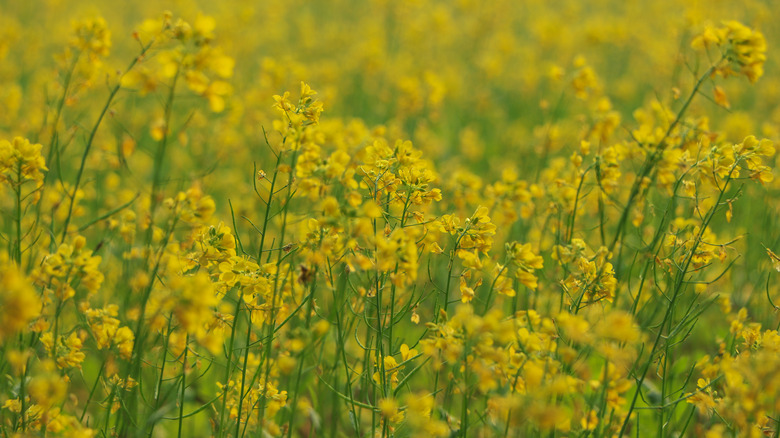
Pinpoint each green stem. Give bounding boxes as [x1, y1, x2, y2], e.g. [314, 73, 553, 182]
[235, 302, 254, 437]
[285, 268, 318, 438]
[231, 152, 284, 436]
[607, 63, 718, 255]
[460, 353, 470, 437]
[256, 148, 299, 430]
[60, 40, 155, 243]
[17, 352, 31, 432]
[148, 317, 174, 437]
[146, 64, 182, 248]
[177, 335, 189, 438]
[13, 163, 22, 265]
[619, 160, 737, 436]
[218, 290, 241, 437]
[118, 215, 180, 436]
[331, 266, 361, 435]
[43, 50, 81, 184]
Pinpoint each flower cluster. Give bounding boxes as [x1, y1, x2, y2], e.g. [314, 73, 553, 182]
[692, 20, 767, 83]
[689, 316, 780, 436]
[0, 137, 47, 201]
[0, 259, 41, 342]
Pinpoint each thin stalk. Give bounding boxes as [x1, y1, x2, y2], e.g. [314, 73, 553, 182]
[331, 266, 361, 435]
[177, 335, 189, 438]
[619, 160, 738, 436]
[285, 269, 318, 438]
[147, 317, 174, 437]
[17, 353, 31, 432]
[228, 154, 282, 436]
[60, 40, 155, 243]
[217, 289, 241, 437]
[607, 63, 718, 255]
[43, 49, 81, 184]
[235, 301, 254, 437]
[256, 148, 299, 429]
[145, 65, 182, 247]
[79, 358, 106, 422]
[117, 214, 180, 436]
[460, 353, 470, 437]
[13, 163, 22, 265]
[572, 63, 720, 315]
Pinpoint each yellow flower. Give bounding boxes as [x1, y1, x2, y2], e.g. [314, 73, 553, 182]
[459, 275, 476, 303]
[404, 392, 449, 437]
[594, 310, 640, 344]
[0, 261, 41, 342]
[580, 409, 598, 431]
[378, 397, 404, 424]
[70, 16, 111, 59]
[27, 360, 67, 409]
[171, 271, 220, 336]
[378, 397, 399, 419]
[400, 343, 418, 361]
[692, 21, 766, 83]
[0, 137, 48, 199]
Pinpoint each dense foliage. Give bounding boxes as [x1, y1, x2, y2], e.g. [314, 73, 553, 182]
[1, 1, 779, 437]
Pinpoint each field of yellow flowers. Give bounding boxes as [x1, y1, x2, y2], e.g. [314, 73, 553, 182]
[2, 1, 780, 437]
